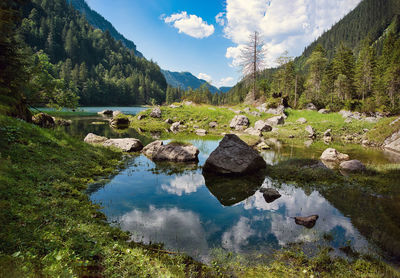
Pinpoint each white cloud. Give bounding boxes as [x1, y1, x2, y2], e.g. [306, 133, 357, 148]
[197, 73, 213, 83]
[161, 173, 205, 196]
[217, 77, 234, 87]
[163, 11, 215, 39]
[221, 217, 256, 252]
[222, 0, 361, 67]
[215, 12, 226, 26]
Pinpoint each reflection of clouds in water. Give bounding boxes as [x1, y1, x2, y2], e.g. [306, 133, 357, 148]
[241, 180, 370, 252]
[222, 217, 256, 252]
[161, 173, 205, 196]
[119, 206, 209, 261]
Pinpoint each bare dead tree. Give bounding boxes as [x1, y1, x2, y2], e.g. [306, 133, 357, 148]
[240, 31, 266, 97]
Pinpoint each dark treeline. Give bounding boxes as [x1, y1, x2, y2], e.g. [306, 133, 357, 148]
[15, 0, 167, 107]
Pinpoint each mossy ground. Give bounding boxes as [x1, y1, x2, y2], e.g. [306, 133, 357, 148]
[130, 104, 392, 145]
[0, 114, 399, 277]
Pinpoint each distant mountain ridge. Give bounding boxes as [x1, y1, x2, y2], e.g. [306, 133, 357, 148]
[161, 69, 221, 93]
[68, 0, 143, 57]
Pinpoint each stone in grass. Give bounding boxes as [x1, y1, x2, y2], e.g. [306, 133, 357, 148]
[165, 118, 173, 124]
[32, 113, 55, 128]
[245, 127, 262, 137]
[103, 138, 143, 152]
[305, 125, 315, 138]
[339, 160, 366, 172]
[137, 114, 146, 120]
[84, 133, 108, 144]
[254, 120, 272, 132]
[266, 115, 285, 126]
[150, 107, 162, 118]
[296, 117, 307, 124]
[230, 115, 250, 131]
[195, 129, 208, 136]
[295, 215, 319, 229]
[203, 134, 266, 175]
[260, 188, 281, 203]
[170, 122, 180, 132]
[209, 121, 218, 128]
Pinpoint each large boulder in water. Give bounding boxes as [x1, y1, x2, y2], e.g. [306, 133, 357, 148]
[203, 134, 267, 175]
[320, 148, 349, 162]
[260, 188, 281, 203]
[142, 140, 164, 157]
[32, 113, 55, 128]
[230, 115, 249, 130]
[340, 160, 366, 172]
[103, 138, 143, 152]
[295, 215, 319, 229]
[152, 142, 199, 162]
[84, 133, 108, 144]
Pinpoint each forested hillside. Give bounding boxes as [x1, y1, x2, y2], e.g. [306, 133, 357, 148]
[161, 69, 220, 93]
[68, 0, 143, 57]
[16, 0, 167, 106]
[225, 0, 400, 113]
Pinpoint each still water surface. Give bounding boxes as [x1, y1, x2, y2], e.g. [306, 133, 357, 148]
[58, 108, 400, 264]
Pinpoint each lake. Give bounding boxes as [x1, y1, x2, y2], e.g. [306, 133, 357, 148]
[57, 107, 400, 264]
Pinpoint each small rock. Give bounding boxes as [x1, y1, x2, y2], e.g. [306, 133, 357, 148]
[363, 128, 369, 133]
[165, 118, 173, 124]
[230, 115, 250, 131]
[32, 113, 55, 128]
[193, 125, 199, 129]
[345, 118, 352, 123]
[254, 120, 272, 132]
[209, 121, 218, 128]
[266, 105, 285, 115]
[195, 129, 208, 136]
[137, 114, 146, 120]
[305, 125, 315, 138]
[112, 110, 122, 117]
[170, 122, 180, 132]
[97, 110, 113, 116]
[142, 140, 163, 157]
[318, 109, 330, 114]
[84, 133, 108, 144]
[245, 127, 262, 137]
[295, 215, 319, 229]
[169, 104, 181, 108]
[340, 160, 366, 172]
[289, 135, 295, 138]
[266, 115, 285, 126]
[110, 117, 130, 129]
[260, 188, 281, 203]
[150, 107, 162, 118]
[244, 107, 251, 113]
[305, 103, 317, 111]
[249, 111, 261, 117]
[257, 142, 270, 150]
[297, 117, 307, 124]
[323, 129, 332, 137]
[103, 138, 143, 152]
[324, 136, 332, 143]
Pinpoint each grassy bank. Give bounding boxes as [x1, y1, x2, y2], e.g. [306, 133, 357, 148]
[130, 104, 392, 145]
[0, 115, 399, 277]
[0, 115, 205, 277]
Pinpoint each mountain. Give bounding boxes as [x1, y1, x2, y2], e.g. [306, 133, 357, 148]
[17, 0, 166, 106]
[161, 69, 220, 93]
[296, 0, 400, 67]
[68, 0, 143, 57]
[219, 87, 232, 93]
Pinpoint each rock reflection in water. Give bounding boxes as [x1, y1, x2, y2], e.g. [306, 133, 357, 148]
[203, 170, 265, 206]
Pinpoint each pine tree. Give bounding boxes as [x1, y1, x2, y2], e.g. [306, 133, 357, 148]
[304, 44, 328, 104]
[355, 40, 377, 102]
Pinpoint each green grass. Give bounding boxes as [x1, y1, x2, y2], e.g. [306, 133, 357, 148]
[366, 116, 400, 145]
[0, 115, 209, 277]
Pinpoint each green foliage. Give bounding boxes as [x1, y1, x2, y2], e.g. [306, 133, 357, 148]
[16, 0, 167, 106]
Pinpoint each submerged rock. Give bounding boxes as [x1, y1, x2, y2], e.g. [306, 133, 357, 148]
[110, 117, 130, 129]
[84, 133, 108, 144]
[150, 107, 162, 118]
[295, 215, 319, 228]
[230, 115, 250, 130]
[260, 188, 281, 203]
[32, 113, 55, 128]
[103, 138, 143, 152]
[98, 110, 113, 116]
[203, 134, 267, 175]
[340, 160, 366, 172]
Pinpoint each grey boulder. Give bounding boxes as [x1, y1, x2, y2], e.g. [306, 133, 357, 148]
[230, 115, 250, 130]
[266, 115, 285, 126]
[254, 120, 272, 132]
[340, 160, 366, 172]
[84, 133, 108, 144]
[203, 134, 267, 175]
[150, 107, 162, 118]
[103, 138, 143, 152]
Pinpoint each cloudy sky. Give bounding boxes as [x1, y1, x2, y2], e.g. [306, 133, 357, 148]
[87, 0, 361, 88]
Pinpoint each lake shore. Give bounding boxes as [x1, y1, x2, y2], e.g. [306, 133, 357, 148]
[1, 113, 399, 277]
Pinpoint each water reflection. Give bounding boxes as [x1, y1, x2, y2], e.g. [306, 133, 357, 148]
[161, 173, 205, 196]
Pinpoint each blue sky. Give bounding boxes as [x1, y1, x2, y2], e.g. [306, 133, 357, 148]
[86, 0, 361, 88]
